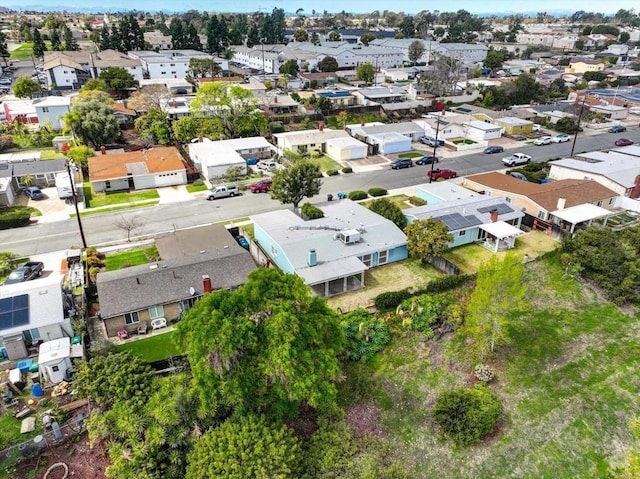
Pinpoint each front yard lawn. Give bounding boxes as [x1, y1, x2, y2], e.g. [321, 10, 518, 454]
[361, 194, 411, 210]
[83, 183, 159, 208]
[104, 246, 159, 271]
[398, 152, 425, 158]
[115, 330, 181, 362]
[186, 183, 208, 193]
[311, 155, 343, 173]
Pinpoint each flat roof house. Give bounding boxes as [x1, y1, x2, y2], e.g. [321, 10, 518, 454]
[272, 127, 350, 155]
[250, 199, 408, 297]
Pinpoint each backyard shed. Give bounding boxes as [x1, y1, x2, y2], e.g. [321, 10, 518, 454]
[38, 337, 72, 384]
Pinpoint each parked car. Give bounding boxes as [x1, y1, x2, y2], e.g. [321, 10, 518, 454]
[483, 145, 504, 154]
[256, 160, 277, 171]
[502, 153, 531, 167]
[507, 171, 529, 181]
[204, 185, 239, 200]
[532, 124, 543, 132]
[250, 179, 273, 193]
[236, 235, 250, 249]
[427, 168, 457, 180]
[533, 136, 553, 146]
[609, 125, 627, 133]
[415, 155, 439, 165]
[420, 136, 444, 147]
[390, 158, 414, 169]
[615, 138, 634, 147]
[4, 262, 44, 284]
[552, 134, 571, 143]
[24, 187, 44, 200]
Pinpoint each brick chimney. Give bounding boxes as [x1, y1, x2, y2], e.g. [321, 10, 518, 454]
[630, 175, 640, 199]
[100, 146, 106, 155]
[318, 122, 324, 131]
[490, 209, 498, 223]
[557, 197, 566, 210]
[202, 274, 212, 293]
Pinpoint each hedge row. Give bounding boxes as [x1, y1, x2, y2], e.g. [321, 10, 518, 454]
[0, 207, 32, 230]
[373, 274, 475, 310]
[326, 169, 339, 176]
[348, 190, 368, 201]
[301, 202, 324, 219]
[367, 187, 387, 197]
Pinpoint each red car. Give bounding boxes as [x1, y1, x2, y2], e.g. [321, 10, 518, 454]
[614, 138, 633, 147]
[427, 168, 457, 180]
[250, 179, 273, 193]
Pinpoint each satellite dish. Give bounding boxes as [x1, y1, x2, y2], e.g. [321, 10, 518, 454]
[189, 287, 196, 296]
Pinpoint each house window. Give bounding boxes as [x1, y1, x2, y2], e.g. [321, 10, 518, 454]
[124, 312, 140, 324]
[537, 211, 546, 220]
[459, 230, 466, 236]
[378, 250, 388, 265]
[52, 366, 59, 372]
[596, 200, 603, 207]
[105, 180, 111, 189]
[360, 254, 372, 267]
[23, 328, 41, 343]
[505, 197, 512, 203]
[609, 198, 615, 205]
[148, 305, 164, 319]
[42, 107, 49, 113]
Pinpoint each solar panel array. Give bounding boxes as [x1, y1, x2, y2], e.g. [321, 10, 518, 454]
[477, 203, 514, 215]
[436, 213, 482, 231]
[0, 294, 29, 331]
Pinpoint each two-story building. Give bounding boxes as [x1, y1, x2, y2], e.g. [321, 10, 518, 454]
[33, 96, 71, 130]
[128, 50, 228, 81]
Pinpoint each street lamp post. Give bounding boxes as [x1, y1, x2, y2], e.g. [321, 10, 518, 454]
[66, 161, 87, 249]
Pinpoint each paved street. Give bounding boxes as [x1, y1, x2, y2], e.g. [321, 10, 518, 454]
[2, 125, 640, 257]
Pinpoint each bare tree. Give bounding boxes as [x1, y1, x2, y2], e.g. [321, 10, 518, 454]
[114, 215, 144, 242]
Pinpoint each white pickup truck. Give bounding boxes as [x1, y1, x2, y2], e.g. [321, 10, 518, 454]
[502, 153, 531, 167]
[204, 185, 240, 200]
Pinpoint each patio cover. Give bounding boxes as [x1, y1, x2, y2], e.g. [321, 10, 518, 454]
[479, 221, 525, 239]
[550, 204, 612, 224]
[296, 256, 367, 285]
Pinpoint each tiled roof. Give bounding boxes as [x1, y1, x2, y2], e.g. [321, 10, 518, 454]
[88, 146, 184, 182]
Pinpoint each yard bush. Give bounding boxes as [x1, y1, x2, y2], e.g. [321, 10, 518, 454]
[474, 364, 496, 383]
[0, 134, 16, 152]
[348, 190, 368, 201]
[192, 178, 204, 186]
[341, 166, 353, 174]
[396, 295, 444, 337]
[325, 169, 339, 176]
[340, 308, 390, 361]
[432, 385, 501, 447]
[301, 202, 324, 219]
[367, 187, 387, 197]
[268, 121, 285, 133]
[0, 207, 32, 229]
[374, 289, 412, 310]
[408, 196, 426, 206]
[422, 274, 474, 294]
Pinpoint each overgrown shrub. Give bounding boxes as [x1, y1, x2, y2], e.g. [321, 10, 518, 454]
[86, 255, 101, 268]
[396, 295, 443, 336]
[348, 190, 368, 201]
[408, 196, 426, 206]
[325, 169, 339, 176]
[374, 289, 412, 310]
[341, 166, 353, 174]
[0, 134, 16, 152]
[301, 202, 324, 219]
[192, 178, 204, 186]
[268, 121, 285, 133]
[367, 187, 387, 197]
[432, 385, 501, 446]
[368, 197, 407, 230]
[340, 308, 390, 361]
[474, 364, 496, 383]
[423, 274, 474, 294]
[0, 207, 32, 229]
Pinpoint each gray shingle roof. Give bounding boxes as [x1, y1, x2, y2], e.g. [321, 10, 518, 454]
[12, 159, 67, 176]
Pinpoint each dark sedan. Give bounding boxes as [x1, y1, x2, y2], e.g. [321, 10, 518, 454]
[415, 155, 439, 165]
[483, 145, 504, 154]
[390, 158, 414, 169]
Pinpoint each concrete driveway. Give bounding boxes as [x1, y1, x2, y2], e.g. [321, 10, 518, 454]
[16, 187, 70, 222]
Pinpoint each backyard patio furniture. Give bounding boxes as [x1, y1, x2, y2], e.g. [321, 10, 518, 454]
[150, 318, 167, 330]
[137, 321, 148, 335]
[117, 328, 129, 340]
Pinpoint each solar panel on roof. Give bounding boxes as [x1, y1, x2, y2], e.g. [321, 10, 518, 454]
[477, 203, 514, 215]
[0, 294, 30, 331]
[437, 213, 482, 231]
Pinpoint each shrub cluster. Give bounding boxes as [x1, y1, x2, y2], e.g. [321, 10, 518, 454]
[341, 166, 353, 174]
[348, 190, 368, 201]
[325, 169, 339, 176]
[0, 207, 32, 229]
[340, 308, 390, 361]
[474, 364, 496, 383]
[408, 196, 426, 206]
[367, 187, 387, 197]
[374, 289, 412, 310]
[373, 274, 474, 310]
[301, 202, 324, 219]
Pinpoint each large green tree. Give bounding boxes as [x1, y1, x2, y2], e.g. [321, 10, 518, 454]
[175, 268, 344, 418]
[367, 197, 407, 230]
[98, 66, 138, 92]
[13, 77, 40, 98]
[270, 160, 322, 208]
[186, 415, 301, 479]
[317, 56, 339, 72]
[65, 100, 120, 148]
[134, 107, 172, 145]
[32, 28, 46, 59]
[0, 31, 9, 65]
[465, 253, 528, 359]
[190, 81, 267, 138]
[63, 26, 79, 51]
[50, 28, 62, 51]
[404, 218, 453, 262]
[356, 62, 375, 85]
[407, 40, 426, 64]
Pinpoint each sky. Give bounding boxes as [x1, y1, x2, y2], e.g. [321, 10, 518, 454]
[6, 0, 640, 15]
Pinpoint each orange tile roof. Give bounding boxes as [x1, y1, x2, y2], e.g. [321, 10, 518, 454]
[88, 147, 185, 182]
[466, 172, 617, 211]
[111, 103, 137, 116]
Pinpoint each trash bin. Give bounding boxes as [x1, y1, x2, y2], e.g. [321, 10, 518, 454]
[31, 383, 43, 397]
[327, 194, 333, 201]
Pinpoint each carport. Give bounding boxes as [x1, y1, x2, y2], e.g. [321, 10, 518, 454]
[550, 204, 612, 234]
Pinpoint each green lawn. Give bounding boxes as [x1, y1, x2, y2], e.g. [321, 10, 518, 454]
[338, 254, 640, 477]
[116, 330, 181, 362]
[0, 400, 42, 449]
[85, 187, 160, 208]
[311, 155, 343, 173]
[186, 183, 208, 193]
[39, 149, 66, 159]
[361, 194, 411, 210]
[398, 152, 425, 158]
[9, 42, 52, 60]
[105, 249, 151, 271]
[73, 200, 159, 216]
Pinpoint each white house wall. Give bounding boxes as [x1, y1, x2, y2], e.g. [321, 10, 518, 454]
[548, 165, 628, 196]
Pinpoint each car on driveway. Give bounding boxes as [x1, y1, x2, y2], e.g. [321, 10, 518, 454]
[236, 235, 250, 249]
[419, 136, 444, 147]
[415, 155, 439, 165]
[609, 125, 627, 133]
[552, 134, 571, 143]
[24, 187, 44, 200]
[427, 168, 457, 180]
[483, 145, 504, 154]
[390, 158, 414, 169]
[250, 179, 273, 193]
[614, 138, 634, 147]
[533, 136, 552, 146]
[4, 262, 44, 284]
[502, 153, 531, 167]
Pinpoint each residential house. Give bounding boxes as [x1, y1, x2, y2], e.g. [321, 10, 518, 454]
[43, 50, 144, 90]
[461, 172, 618, 231]
[0, 275, 73, 361]
[231, 44, 287, 74]
[139, 78, 195, 96]
[347, 121, 424, 143]
[250, 199, 408, 297]
[259, 94, 300, 115]
[285, 42, 405, 70]
[369, 38, 433, 64]
[111, 102, 138, 128]
[88, 146, 187, 193]
[589, 104, 628, 120]
[494, 117, 534, 135]
[315, 90, 357, 109]
[33, 96, 71, 130]
[272, 127, 350, 155]
[2, 96, 38, 125]
[566, 58, 607, 74]
[128, 50, 228, 81]
[299, 72, 339, 88]
[160, 96, 193, 120]
[413, 181, 478, 205]
[548, 147, 640, 197]
[404, 191, 525, 252]
[188, 138, 248, 180]
[354, 85, 406, 105]
[143, 31, 172, 50]
[96, 224, 257, 337]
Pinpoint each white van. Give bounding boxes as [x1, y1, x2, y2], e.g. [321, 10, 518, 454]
[257, 160, 277, 171]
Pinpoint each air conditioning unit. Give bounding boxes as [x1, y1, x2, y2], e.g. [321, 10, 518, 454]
[339, 229, 361, 245]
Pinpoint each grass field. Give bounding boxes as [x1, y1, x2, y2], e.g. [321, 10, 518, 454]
[105, 250, 149, 271]
[85, 188, 159, 208]
[116, 330, 181, 362]
[311, 155, 343, 173]
[9, 42, 52, 60]
[337, 253, 640, 477]
[398, 151, 425, 158]
[186, 183, 208, 193]
[361, 194, 411, 210]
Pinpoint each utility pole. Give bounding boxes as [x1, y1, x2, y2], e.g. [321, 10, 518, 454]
[569, 95, 586, 158]
[429, 106, 445, 183]
[66, 161, 87, 248]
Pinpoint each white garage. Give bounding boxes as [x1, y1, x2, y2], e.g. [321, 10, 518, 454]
[189, 141, 248, 180]
[326, 137, 368, 161]
[368, 132, 412, 155]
